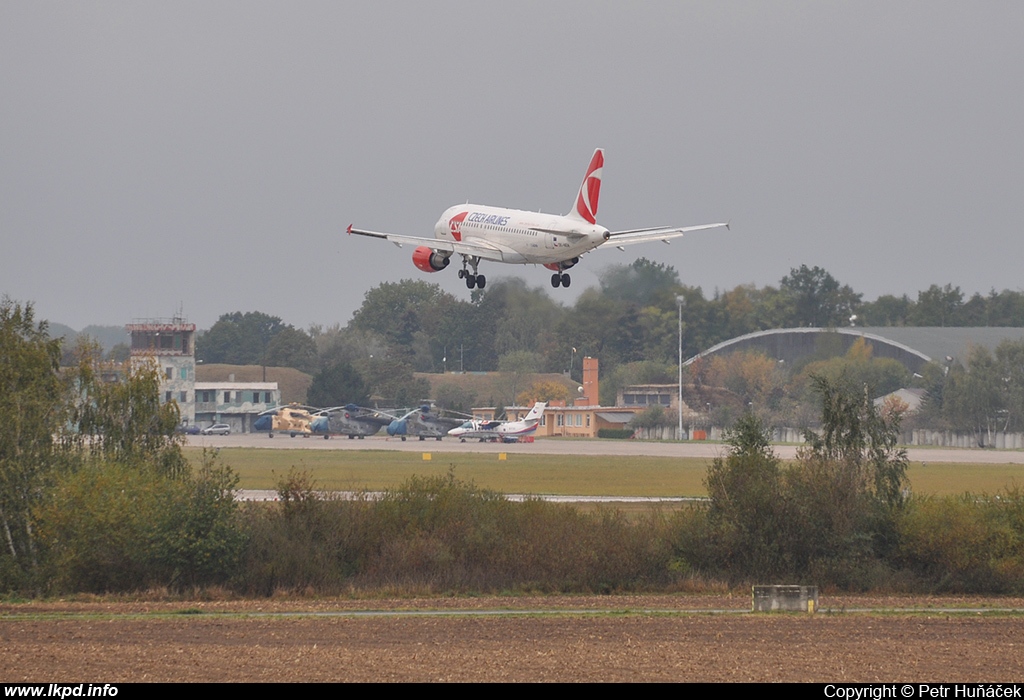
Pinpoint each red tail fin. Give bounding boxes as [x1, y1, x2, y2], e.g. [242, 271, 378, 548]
[569, 149, 604, 224]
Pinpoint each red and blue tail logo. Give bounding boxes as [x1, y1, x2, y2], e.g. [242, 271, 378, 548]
[573, 149, 604, 225]
[448, 211, 468, 241]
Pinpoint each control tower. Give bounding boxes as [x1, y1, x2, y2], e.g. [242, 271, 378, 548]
[126, 318, 197, 426]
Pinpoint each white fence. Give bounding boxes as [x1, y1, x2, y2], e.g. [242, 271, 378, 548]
[631, 425, 1024, 449]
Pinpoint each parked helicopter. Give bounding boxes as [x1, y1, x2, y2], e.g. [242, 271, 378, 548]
[386, 404, 465, 441]
[314, 404, 393, 439]
[253, 404, 319, 438]
[254, 403, 395, 439]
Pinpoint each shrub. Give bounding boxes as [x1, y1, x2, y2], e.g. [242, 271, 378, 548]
[700, 412, 789, 581]
[238, 469, 679, 596]
[597, 428, 634, 439]
[241, 469, 372, 595]
[684, 377, 912, 589]
[898, 490, 1024, 593]
[36, 452, 244, 593]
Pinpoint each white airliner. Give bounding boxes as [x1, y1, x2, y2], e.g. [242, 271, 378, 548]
[347, 149, 728, 289]
[448, 402, 546, 442]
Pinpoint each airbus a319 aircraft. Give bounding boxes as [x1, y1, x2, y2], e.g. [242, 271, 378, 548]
[347, 149, 728, 289]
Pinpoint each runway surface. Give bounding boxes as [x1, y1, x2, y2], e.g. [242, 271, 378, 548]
[188, 433, 1024, 464]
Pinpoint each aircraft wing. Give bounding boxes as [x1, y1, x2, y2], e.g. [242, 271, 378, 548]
[604, 222, 729, 250]
[347, 225, 507, 262]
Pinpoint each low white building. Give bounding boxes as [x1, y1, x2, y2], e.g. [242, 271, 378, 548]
[194, 381, 280, 433]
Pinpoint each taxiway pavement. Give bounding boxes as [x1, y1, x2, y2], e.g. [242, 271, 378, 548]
[187, 433, 1024, 464]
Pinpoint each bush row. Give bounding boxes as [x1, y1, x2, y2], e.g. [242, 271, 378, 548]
[239, 469, 676, 595]
[11, 460, 1024, 597]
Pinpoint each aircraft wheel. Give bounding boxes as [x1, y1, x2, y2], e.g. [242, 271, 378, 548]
[551, 273, 561, 288]
[419, 436, 425, 441]
[466, 275, 476, 289]
[324, 434, 330, 440]
[458, 269, 465, 279]
[476, 274, 486, 289]
[290, 433, 296, 438]
[348, 434, 355, 439]
[401, 436, 406, 441]
[268, 432, 274, 438]
[561, 273, 571, 288]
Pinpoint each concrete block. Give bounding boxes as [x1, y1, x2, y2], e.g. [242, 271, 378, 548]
[752, 585, 818, 612]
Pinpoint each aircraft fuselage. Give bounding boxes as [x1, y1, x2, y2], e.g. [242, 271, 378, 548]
[432, 205, 610, 265]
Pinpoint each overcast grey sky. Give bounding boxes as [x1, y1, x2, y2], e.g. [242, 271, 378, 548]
[3, 2, 1022, 332]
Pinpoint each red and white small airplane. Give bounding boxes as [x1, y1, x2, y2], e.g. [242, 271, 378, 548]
[448, 402, 546, 442]
[347, 149, 727, 290]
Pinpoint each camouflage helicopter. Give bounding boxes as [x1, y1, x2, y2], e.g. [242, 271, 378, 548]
[313, 404, 393, 439]
[255, 403, 394, 439]
[253, 403, 320, 438]
[385, 404, 466, 441]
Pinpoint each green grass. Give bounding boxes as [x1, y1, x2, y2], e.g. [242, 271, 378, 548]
[187, 447, 709, 496]
[187, 447, 1024, 498]
[905, 461, 1024, 496]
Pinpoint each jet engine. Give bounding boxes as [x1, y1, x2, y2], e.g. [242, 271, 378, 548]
[412, 246, 451, 272]
[543, 257, 579, 272]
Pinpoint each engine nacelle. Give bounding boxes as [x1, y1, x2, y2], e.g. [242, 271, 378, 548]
[543, 257, 580, 272]
[412, 246, 451, 273]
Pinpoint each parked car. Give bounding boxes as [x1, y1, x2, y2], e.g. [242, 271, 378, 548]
[200, 423, 231, 436]
[176, 424, 201, 435]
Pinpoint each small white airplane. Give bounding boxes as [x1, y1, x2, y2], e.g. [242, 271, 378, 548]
[448, 402, 546, 442]
[347, 149, 728, 289]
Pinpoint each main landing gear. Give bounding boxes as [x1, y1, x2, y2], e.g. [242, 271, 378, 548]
[547, 257, 579, 288]
[458, 269, 486, 289]
[458, 256, 486, 289]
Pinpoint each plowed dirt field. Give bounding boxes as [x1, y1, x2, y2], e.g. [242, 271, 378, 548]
[3, 596, 1022, 682]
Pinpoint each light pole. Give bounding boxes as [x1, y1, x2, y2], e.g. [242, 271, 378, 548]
[676, 295, 686, 440]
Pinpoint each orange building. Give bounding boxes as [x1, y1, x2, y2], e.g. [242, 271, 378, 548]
[475, 357, 636, 438]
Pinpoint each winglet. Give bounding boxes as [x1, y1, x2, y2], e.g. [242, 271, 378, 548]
[347, 224, 353, 234]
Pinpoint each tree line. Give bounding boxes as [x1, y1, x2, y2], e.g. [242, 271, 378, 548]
[187, 262, 1024, 416]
